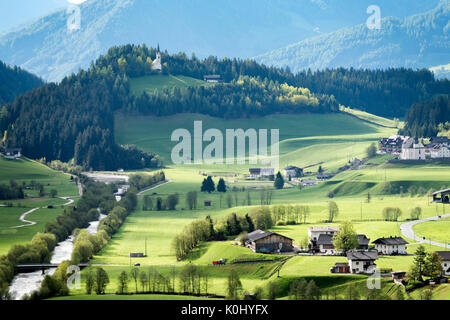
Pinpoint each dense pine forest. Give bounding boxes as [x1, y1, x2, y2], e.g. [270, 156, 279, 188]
[1, 44, 449, 169]
[400, 95, 450, 138]
[0, 61, 43, 105]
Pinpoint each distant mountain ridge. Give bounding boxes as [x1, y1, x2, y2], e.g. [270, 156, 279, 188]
[255, 0, 450, 73]
[0, 0, 441, 82]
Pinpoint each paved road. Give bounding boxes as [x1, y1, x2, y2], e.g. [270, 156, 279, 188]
[137, 180, 172, 197]
[9, 196, 77, 229]
[400, 213, 450, 248]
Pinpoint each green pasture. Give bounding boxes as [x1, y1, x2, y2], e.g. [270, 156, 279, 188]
[129, 75, 213, 96]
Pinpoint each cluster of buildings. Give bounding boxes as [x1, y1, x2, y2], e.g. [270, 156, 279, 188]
[307, 226, 410, 275]
[242, 226, 449, 277]
[0, 148, 22, 160]
[379, 135, 450, 160]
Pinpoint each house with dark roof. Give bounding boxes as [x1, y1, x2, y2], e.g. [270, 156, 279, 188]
[432, 188, 450, 204]
[435, 251, 450, 276]
[283, 166, 302, 179]
[372, 237, 408, 255]
[314, 233, 370, 255]
[246, 230, 293, 253]
[347, 250, 378, 274]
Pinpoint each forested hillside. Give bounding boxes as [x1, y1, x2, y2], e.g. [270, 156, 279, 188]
[0, 61, 43, 104]
[401, 95, 450, 137]
[0, 45, 337, 170]
[1, 44, 448, 169]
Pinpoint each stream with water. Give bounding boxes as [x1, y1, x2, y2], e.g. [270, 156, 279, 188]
[9, 213, 107, 300]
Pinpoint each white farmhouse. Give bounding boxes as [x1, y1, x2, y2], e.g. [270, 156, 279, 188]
[401, 138, 425, 160]
[436, 251, 450, 276]
[372, 237, 408, 255]
[347, 250, 378, 274]
[308, 226, 339, 253]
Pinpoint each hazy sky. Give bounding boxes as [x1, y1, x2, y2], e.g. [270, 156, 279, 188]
[0, 0, 88, 34]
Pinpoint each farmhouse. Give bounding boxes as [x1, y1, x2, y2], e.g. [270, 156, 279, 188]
[379, 135, 410, 154]
[347, 250, 378, 274]
[435, 251, 450, 276]
[283, 166, 302, 179]
[313, 233, 370, 254]
[432, 188, 450, 203]
[401, 138, 425, 160]
[2, 148, 22, 160]
[246, 229, 293, 253]
[203, 75, 222, 83]
[372, 237, 408, 255]
[308, 226, 339, 252]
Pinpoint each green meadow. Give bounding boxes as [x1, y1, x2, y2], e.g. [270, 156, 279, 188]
[0, 157, 79, 255]
[129, 75, 213, 96]
[413, 217, 450, 246]
[66, 110, 448, 300]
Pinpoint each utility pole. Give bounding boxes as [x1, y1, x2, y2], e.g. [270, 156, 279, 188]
[145, 237, 147, 257]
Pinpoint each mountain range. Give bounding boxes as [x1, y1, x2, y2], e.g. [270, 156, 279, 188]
[0, 0, 443, 82]
[256, 0, 450, 73]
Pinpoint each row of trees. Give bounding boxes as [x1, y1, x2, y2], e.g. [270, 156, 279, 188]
[129, 171, 165, 190]
[143, 194, 179, 211]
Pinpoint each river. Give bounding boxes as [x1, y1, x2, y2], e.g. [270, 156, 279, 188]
[9, 213, 107, 300]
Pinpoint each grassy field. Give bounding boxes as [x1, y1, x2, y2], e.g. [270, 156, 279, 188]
[129, 75, 213, 96]
[413, 217, 450, 246]
[0, 157, 79, 255]
[115, 112, 394, 169]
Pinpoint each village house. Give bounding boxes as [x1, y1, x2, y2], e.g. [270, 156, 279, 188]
[203, 75, 222, 83]
[430, 144, 450, 159]
[435, 251, 450, 276]
[372, 237, 408, 255]
[379, 135, 410, 154]
[401, 138, 426, 160]
[308, 226, 339, 252]
[432, 188, 450, 203]
[347, 250, 378, 274]
[313, 232, 370, 255]
[2, 148, 22, 160]
[246, 230, 293, 253]
[283, 166, 302, 179]
[249, 168, 274, 180]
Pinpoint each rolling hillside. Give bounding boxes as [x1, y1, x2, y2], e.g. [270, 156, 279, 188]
[256, 0, 450, 72]
[0, 0, 441, 81]
[115, 112, 395, 170]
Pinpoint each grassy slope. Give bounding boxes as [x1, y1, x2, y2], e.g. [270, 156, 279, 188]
[129, 75, 213, 96]
[412, 217, 450, 245]
[115, 112, 394, 170]
[0, 157, 78, 255]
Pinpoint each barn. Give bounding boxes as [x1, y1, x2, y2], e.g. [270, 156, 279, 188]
[246, 230, 293, 253]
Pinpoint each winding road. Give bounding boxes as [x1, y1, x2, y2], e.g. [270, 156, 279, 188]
[9, 197, 77, 229]
[400, 213, 450, 248]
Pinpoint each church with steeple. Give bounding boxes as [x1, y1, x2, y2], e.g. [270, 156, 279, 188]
[152, 45, 162, 72]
